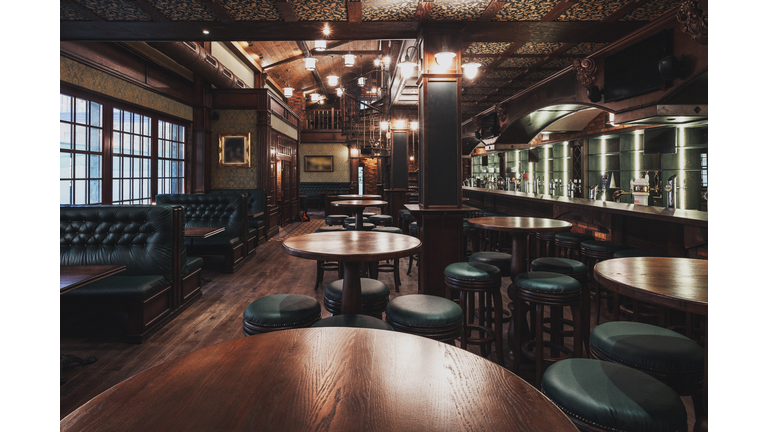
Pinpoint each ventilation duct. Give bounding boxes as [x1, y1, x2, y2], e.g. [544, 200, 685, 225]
[148, 42, 249, 89]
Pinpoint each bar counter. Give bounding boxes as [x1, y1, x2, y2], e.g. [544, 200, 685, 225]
[462, 187, 708, 258]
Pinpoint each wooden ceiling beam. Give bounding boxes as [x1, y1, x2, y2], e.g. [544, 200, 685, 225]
[414, 1, 434, 23]
[541, 0, 579, 22]
[478, 1, 507, 22]
[62, 0, 104, 22]
[347, 1, 362, 23]
[263, 40, 347, 70]
[603, 0, 651, 22]
[273, 0, 299, 22]
[126, 0, 169, 22]
[313, 50, 382, 56]
[199, 0, 234, 23]
[297, 41, 329, 97]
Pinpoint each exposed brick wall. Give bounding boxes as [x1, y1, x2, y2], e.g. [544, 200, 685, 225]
[286, 93, 306, 129]
[362, 158, 378, 195]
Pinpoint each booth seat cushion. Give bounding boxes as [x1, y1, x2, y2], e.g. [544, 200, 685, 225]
[207, 188, 265, 215]
[590, 321, 705, 373]
[542, 359, 688, 432]
[311, 314, 394, 331]
[185, 236, 243, 254]
[444, 262, 502, 281]
[184, 256, 204, 276]
[243, 294, 321, 327]
[514, 271, 581, 294]
[468, 252, 511, 276]
[385, 295, 463, 328]
[64, 275, 168, 302]
[325, 278, 389, 302]
[530, 257, 587, 275]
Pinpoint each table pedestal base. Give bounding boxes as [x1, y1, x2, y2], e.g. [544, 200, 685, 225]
[341, 262, 363, 315]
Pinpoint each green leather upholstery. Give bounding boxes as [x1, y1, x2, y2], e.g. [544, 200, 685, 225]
[311, 314, 394, 331]
[514, 271, 581, 294]
[398, 209, 411, 215]
[184, 256, 204, 276]
[372, 227, 403, 234]
[343, 217, 369, 228]
[530, 257, 587, 275]
[370, 214, 393, 224]
[555, 232, 593, 243]
[469, 252, 511, 277]
[64, 274, 168, 302]
[325, 215, 348, 225]
[324, 278, 390, 302]
[362, 212, 377, 218]
[613, 249, 665, 258]
[345, 223, 375, 231]
[207, 188, 266, 229]
[243, 294, 321, 327]
[316, 226, 346, 233]
[590, 322, 705, 373]
[580, 240, 628, 253]
[299, 182, 350, 202]
[444, 262, 502, 281]
[385, 295, 463, 327]
[542, 359, 687, 432]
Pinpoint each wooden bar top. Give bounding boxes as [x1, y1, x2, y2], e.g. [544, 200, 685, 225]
[462, 187, 707, 226]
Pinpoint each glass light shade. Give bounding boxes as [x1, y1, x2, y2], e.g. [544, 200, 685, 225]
[380, 121, 388, 131]
[398, 61, 416, 79]
[435, 51, 456, 67]
[310, 93, 320, 102]
[315, 40, 326, 51]
[350, 148, 359, 157]
[394, 119, 406, 129]
[410, 121, 418, 131]
[374, 58, 381, 67]
[336, 87, 343, 97]
[327, 74, 339, 86]
[357, 76, 366, 87]
[283, 87, 294, 98]
[383, 56, 391, 66]
[304, 57, 317, 71]
[343, 54, 355, 67]
[462, 62, 481, 79]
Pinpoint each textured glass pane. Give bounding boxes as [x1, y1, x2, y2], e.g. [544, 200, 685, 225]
[60, 180, 72, 205]
[179, 161, 184, 178]
[74, 180, 86, 204]
[112, 131, 120, 154]
[144, 159, 150, 178]
[60, 123, 72, 149]
[89, 180, 101, 204]
[75, 98, 88, 125]
[113, 109, 122, 131]
[60, 94, 73, 122]
[60, 153, 72, 178]
[178, 142, 184, 159]
[165, 160, 172, 177]
[171, 160, 178, 176]
[90, 128, 102, 152]
[133, 114, 142, 136]
[159, 140, 166, 158]
[144, 179, 150, 198]
[165, 179, 171, 194]
[75, 125, 87, 150]
[75, 153, 86, 178]
[89, 155, 101, 178]
[172, 141, 179, 159]
[133, 157, 142, 177]
[144, 116, 151, 136]
[90, 102, 102, 127]
[123, 179, 131, 199]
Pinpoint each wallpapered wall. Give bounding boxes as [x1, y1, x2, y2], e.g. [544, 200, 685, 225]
[210, 110, 259, 188]
[60, 56, 193, 121]
[300, 143, 350, 183]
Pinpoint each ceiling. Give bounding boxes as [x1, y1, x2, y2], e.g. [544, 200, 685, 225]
[61, 0, 684, 122]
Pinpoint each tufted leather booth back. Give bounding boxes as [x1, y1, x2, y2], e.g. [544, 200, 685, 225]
[60, 205, 178, 282]
[208, 189, 265, 214]
[155, 193, 245, 239]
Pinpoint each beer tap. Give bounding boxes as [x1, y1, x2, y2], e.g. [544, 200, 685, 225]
[567, 180, 573, 198]
[549, 178, 555, 196]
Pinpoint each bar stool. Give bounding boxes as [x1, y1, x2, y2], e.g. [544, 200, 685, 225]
[311, 314, 394, 331]
[313, 226, 345, 290]
[325, 214, 347, 226]
[444, 262, 505, 366]
[407, 221, 419, 275]
[510, 271, 583, 388]
[590, 321, 706, 419]
[535, 232, 557, 259]
[579, 240, 628, 324]
[398, 209, 413, 232]
[554, 231, 593, 260]
[345, 222, 376, 231]
[343, 217, 369, 229]
[323, 278, 390, 319]
[385, 294, 463, 343]
[369, 214, 393, 227]
[243, 294, 321, 336]
[469, 251, 512, 324]
[542, 359, 688, 432]
[370, 226, 404, 292]
[530, 257, 590, 353]
[362, 212, 376, 218]
[462, 220, 475, 259]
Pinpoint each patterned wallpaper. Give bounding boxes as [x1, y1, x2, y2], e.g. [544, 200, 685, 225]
[300, 143, 350, 183]
[210, 110, 260, 189]
[60, 56, 193, 120]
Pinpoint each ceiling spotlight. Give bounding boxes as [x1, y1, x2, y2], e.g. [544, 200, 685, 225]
[202, 29, 210, 35]
[461, 62, 481, 79]
[315, 40, 326, 51]
[434, 37, 456, 67]
[343, 53, 355, 67]
[304, 57, 317, 71]
[322, 24, 331, 36]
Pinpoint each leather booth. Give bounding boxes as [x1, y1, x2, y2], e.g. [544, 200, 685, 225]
[60, 205, 202, 343]
[208, 188, 267, 247]
[156, 193, 248, 273]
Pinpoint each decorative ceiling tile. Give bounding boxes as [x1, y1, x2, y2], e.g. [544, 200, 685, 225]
[462, 56, 496, 66]
[75, 0, 152, 21]
[465, 42, 511, 55]
[565, 43, 608, 56]
[515, 42, 563, 55]
[148, 0, 217, 21]
[486, 70, 521, 80]
[362, 0, 418, 21]
[292, 0, 348, 21]
[464, 87, 493, 95]
[61, 0, 89, 20]
[557, 0, 625, 21]
[430, 0, 492, 21]
[462, 95, 486, 102]
[541, 57, 577, 69]
[220, 0, 283, 20]
[622, 0, 682, 21]
[527, 70, 555, 81]
[494, 0, 558, 21]
[498, 57, 538, 68]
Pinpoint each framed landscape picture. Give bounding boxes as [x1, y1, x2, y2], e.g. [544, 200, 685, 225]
[304, 155, 333, 172]
[218, 133, 251, 168]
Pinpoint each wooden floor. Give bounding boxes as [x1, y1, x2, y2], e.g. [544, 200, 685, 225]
[60, 213, 698, 429]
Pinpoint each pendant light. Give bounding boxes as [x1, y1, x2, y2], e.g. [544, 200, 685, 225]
[327, 55, 339, 87]
[343, 47, 355, 67]
[281, 69, 293, 98]
[398, 46, 418, 79]
[336, 87, 343, 97]
[310, 93, 320, 103]
[304, 56, 317, 71]
[315, 40, 326, 51]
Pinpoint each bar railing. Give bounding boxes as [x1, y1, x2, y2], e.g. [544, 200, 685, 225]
[305, 109, 340, 130]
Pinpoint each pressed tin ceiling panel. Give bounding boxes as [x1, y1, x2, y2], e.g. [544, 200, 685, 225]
[430, 0, 492, 21]
[147, 0, 217, 21]
[75, 0, 151, 21]
[495, 0, 559, 21]
[465, 42, 511, 55]
[486, 70, 522, 80]
[462, 56, 496, 66]
[557, 0, 626, 21]
[220, 0, 283, 21]
[61, 1, 88, 20]
[292, 0, 348, 21]
[541, 57, 578, 69]
[498, 57, 538, 68]
[565, 43, 609, 56]
[622, 0, 682, 21]
[515, 42, 564, 55]
[362, 0, 419, 21]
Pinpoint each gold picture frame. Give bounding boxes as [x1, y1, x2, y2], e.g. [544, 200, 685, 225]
[218, 133, 251, 168]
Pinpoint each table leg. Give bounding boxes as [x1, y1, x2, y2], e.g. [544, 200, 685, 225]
[508, 232, 531, 365]
[509, 233, 528, 280]
[341, 262, 363, 314]
[355, 209, 364, 230]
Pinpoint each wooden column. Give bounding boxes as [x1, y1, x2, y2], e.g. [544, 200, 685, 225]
[192, 75, 211, 193]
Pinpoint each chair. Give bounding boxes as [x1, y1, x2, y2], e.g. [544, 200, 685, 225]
[579, 240, 628, 324]
[243, 294, 321, 336]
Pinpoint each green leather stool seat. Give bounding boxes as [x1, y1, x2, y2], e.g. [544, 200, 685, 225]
[514, 271, 581, 294]
[345, 223, 376, 231]
[315, 226, 346, 233]
[385, 294, 463, 341]
[530, 257, 587, 276]
[398, 209, 410, 215]
[324, 278, 390, 303]
[554, 231, 593, 243]
[369, 214, 393, 226]
[372, 226, 403, 234]
[362, 212, 377, 218]
[343, 217, 369, 228]
[243, 294, 321, 335]
[580, 240, 628, 254]
[463, 221, 472, 230]
[311, 314, 394, 331]
[445, 262, 502, 282]
[469, 252, 511, 277]
[409, 221, 419, 235]
[590, 321, 705, 373]
[542, 359, 688, 432]
[613, 249, 665, 258]
[325, 214, 348, 225]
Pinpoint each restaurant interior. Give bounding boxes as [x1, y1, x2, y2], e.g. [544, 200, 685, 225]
[14, 0, 751, 429]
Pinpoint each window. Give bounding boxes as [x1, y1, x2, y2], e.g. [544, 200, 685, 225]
[59, 90, 188, 205]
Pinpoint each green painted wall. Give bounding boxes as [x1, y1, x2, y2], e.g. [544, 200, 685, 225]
[300, 143, 349, 183]
[210, 110, 259, 188]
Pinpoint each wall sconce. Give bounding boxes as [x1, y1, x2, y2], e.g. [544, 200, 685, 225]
[410, 121, 418, 131]
[383, 56, 391, 66]
[434, 37, 456, 68]
[350, 148, 359, 157]
[343, 53, 355, 67]
[461, 62, 481, 79]
[315, 40, 326, 51]
[374, 57, 381, 67]
[398, 46, 418, 79]
[394, 119, 406, 129]
[304, 57, 317, 71]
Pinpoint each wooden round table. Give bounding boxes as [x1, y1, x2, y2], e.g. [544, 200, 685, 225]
[331, 199, 388, 230]
[467, 216, 573, 280]
[337, 194, 382, 200]
[283, 231, 420, 314]
[61, 328, 578, 432]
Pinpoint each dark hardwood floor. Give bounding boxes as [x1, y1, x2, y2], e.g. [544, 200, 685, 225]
[60, 213, 698, 430]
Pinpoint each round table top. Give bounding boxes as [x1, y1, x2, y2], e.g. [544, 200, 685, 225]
[468, 216, 572, 233]
[283, 231, 421, 262]
[61, 328, 577, 432]
[331, 199, 388, 208]
[593, 257, 708, 315]
[337, 194, 382, 200]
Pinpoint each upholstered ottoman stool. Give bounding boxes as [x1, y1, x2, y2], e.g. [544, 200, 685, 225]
[345, 222, 376, 231]
[243, 294, 321, 336]
[324, 278, 390, 319]
[554, 232, 593, 260]
[469, 251, 511, 277]
[343, 217, 369, 229]
[385, 294, 463, 343]
[311, 314, 394, 331]
[542, 358, 688, 432]
[369, 214, 393, 227]
[372, 226, 402, 234]
[580, 240, 628, 324]
[325, 214, 348, 226]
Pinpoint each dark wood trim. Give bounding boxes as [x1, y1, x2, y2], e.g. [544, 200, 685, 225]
[262, 41, 347, 70]
[128, 0, 170, 22]
[199, 0, 235, 23]
[541, 1, 579, 22]
[478, 0, 506, 22]
[273, 0, 298, 22]
[222, 41, 262, 76]
[347, 0, 362, 23]
[414, 1, 434, 23]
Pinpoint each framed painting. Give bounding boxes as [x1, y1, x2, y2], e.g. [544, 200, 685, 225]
[304, 155, 334, 172]
[218, 133, 251, 168]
